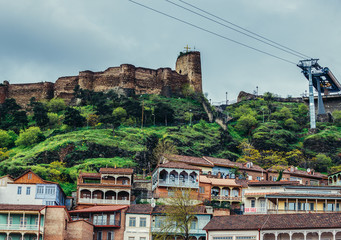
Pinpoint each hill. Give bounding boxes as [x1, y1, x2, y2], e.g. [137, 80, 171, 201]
[1, 91, 341, 195]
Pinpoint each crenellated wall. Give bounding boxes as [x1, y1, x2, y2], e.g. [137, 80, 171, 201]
[0, 51, 203, 106]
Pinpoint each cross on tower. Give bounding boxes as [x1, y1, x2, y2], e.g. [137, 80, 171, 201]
[184, 45, 191, 53]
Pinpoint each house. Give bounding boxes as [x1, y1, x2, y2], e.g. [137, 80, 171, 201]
[163, 155, 266, 181]
[151, 205, 211, 240]
[244, 181, 341, 214]
[124, 204, 153, 240]
[69, 205, 128, 240]
[199, 175, 243, 211]
[328, 171, 341, 186]
[77, 168, 133, 207]
[204, 213, 341, 240]
[267, 166, 327, 185]
[0, 204, 45, 240]
[0, 175, 13, 187]
[152, 162, 200, 199]
[0, 170, 67, 206]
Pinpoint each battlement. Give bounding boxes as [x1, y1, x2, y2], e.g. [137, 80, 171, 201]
[0, 51, 202, 106]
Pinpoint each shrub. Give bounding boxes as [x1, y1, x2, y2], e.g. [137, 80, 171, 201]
[46, 98, 67, 113]
[0, 130, 17, 148]
[15, 127, 45, 147]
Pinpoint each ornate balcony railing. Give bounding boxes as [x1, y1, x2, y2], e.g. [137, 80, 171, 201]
[78, 198, 130, 205]
[211, 195, 242, 201]
[0, 224, 39, 231]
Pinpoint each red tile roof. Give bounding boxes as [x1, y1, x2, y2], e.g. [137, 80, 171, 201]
[204, 213, 341, 230]
[204, 156, 265, 172]
[69, 205, 128, 213]
[165, 154, 213, 167]
[99, 168, 134, 174]
[0, 204, 46, 211]
[127, 204, 153, 214]
[248, 180, 300, 186]
[158, 161, 201, 171]
[79, 172, 101, 178]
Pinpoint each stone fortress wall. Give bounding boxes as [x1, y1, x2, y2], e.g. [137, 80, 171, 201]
[0, 51, 202, 106]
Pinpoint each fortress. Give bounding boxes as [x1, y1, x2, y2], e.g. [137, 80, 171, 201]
[0, 51, 202, 106]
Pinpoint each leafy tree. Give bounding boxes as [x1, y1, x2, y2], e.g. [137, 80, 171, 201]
[46, 98, 66, 113]
[283, 118, 299, 131]
[47, 113, 61, 127]
[64, 107, 86, 128]
[154, 102, 175, 126]
[153, 188, 197, 240]
[271, 107, 293, 121]
[0, 98, 28, 130]
[112, 107, 127, 135]
[0, 130, 17, 148]
[86, 114, 100, 126]
[15, 127, 45, 147]
[314, 153, 332, 173]
[232, 105, 257, 119]
[237, 140, 262, 164]
[0, 148, 9, 161]
[32, 102, 49, 128]
[333, 110, 341, 127]
[235, 114, 258, 135]
[286, 149, 305, 167]
[152, 138, 178, 167]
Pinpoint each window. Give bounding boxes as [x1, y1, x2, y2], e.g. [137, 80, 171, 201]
[190, 219, 197, 229]
[37, 186, 44, 194]
[107, 232, 114, 240]
[94, 215, 107, 225]
[236, 237, 256, 240]
[129, 217, 136, 227]
[17, 186, 22, 195]
[140, 217, 147, 227]
[109, 214, 115, 225]
[97, 231, 102, 240]
[251, 199, 255, 208]
[129, 237, 135, 240]
[28, 173, 32, 179]
[256, 177, 261, 181]
[140, 237, 146, 240]
[7, 217, 13, 225]
[285, 202, 296, 211]
[170, 174, 175, 182]
[213, 237, 233, 240]
[26, 187, 31, 195]
[232, 189, 239, 197]
[273, 177, 277, 181]
[20, 217, 27, 227]
[46, 186, 55, 195]
[324, 203, 335, 212]
[35, 217, 39, 226]
[122, 179, 128, 185]
[199, 187, 205, 194]
[46, 201, 55, 206]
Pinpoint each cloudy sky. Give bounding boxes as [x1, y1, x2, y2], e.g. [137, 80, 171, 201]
[1, 0, 341, 103]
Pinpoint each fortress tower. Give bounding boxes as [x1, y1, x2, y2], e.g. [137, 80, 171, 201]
[175, 51, 202, 93]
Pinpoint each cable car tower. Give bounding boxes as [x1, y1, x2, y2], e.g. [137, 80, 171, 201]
[297, 59, 341, 129]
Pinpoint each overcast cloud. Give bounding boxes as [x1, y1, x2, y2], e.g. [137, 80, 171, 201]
[1, 0, 340, 103]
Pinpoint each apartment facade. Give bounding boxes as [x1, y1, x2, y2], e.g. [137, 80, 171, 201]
[124, 205, 152, 240]
[77, 168, 133, 207]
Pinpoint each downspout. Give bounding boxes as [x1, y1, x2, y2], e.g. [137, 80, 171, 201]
[258, 229, 260, 240]
[37, 210, 42, 240]
[205, 229, 209, 240]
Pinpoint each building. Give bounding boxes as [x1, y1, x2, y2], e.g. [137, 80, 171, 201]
[267, 166, 327, 185]
[244, 181, 341, 214]
[163, 155, 266, 181]
[204, 213, 341, 240]
[69, 205, 128, 240]
[328, 171, 341, 186]
[124, 204, 153, 240]
[199, 175, 243, 210]
[151, 162, 200, 199]
[0, 204, 45, 240]
[0, 170, 67, 206]
[0, 175, 13, 187]
[151, 205, 211, 240]
[77, 168, 133, 207]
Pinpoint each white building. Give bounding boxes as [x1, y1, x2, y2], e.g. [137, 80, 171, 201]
[124, 204, 153, 240]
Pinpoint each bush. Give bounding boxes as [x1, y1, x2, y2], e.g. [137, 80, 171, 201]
[333, 110, 341, 126]
[48, 113, 60, 127]
[15, 127, 45, 147]
[0, 130, 17, 148]
[46, 98, 67, 113]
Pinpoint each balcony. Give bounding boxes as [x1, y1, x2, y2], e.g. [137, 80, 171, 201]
[158, 180, 198, 188]
[151, 226, 205, 235]
[244, 207, 267, 214]
[78, 198, 130, 205]
[0, 224, 39, 231]
[93, 220, 121, 227]
[211, 195, 242, 202]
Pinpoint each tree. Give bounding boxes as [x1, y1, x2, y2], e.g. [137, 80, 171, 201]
[333, 110, 341, 127]
[112, 107, 127, 135]
[64, 107, 86, 128]
[235, 114, 258, 135]
[46, 98, 66, 113]
[15, 127, 45, 147]
[0, 130, 17, 148]
[154, 102, 175, 126]
[153, 188, 197, 240]
[32, 102, 49, 128]
[314, 153, 332, 173]
[151, 138, 178, 167]
[0, 98, 28, 130]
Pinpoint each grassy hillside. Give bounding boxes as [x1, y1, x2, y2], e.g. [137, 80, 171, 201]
[1, 91, 341, 195]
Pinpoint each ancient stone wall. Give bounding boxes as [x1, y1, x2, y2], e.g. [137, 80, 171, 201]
[0, 52, 202, 106]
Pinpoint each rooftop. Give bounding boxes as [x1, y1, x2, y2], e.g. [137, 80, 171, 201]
[99, 168, 134, 174]
[158, 161, 201, 171]
[165, 154, 213, 167]
[127, 204, 153, 214]
[204, 213, 341, 230]
[0, 204, 45, 211]
[200, 175, 241, 187]
[69, 205, 128, 213]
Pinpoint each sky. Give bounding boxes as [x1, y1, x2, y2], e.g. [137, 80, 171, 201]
[1, 0, 341, 104]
